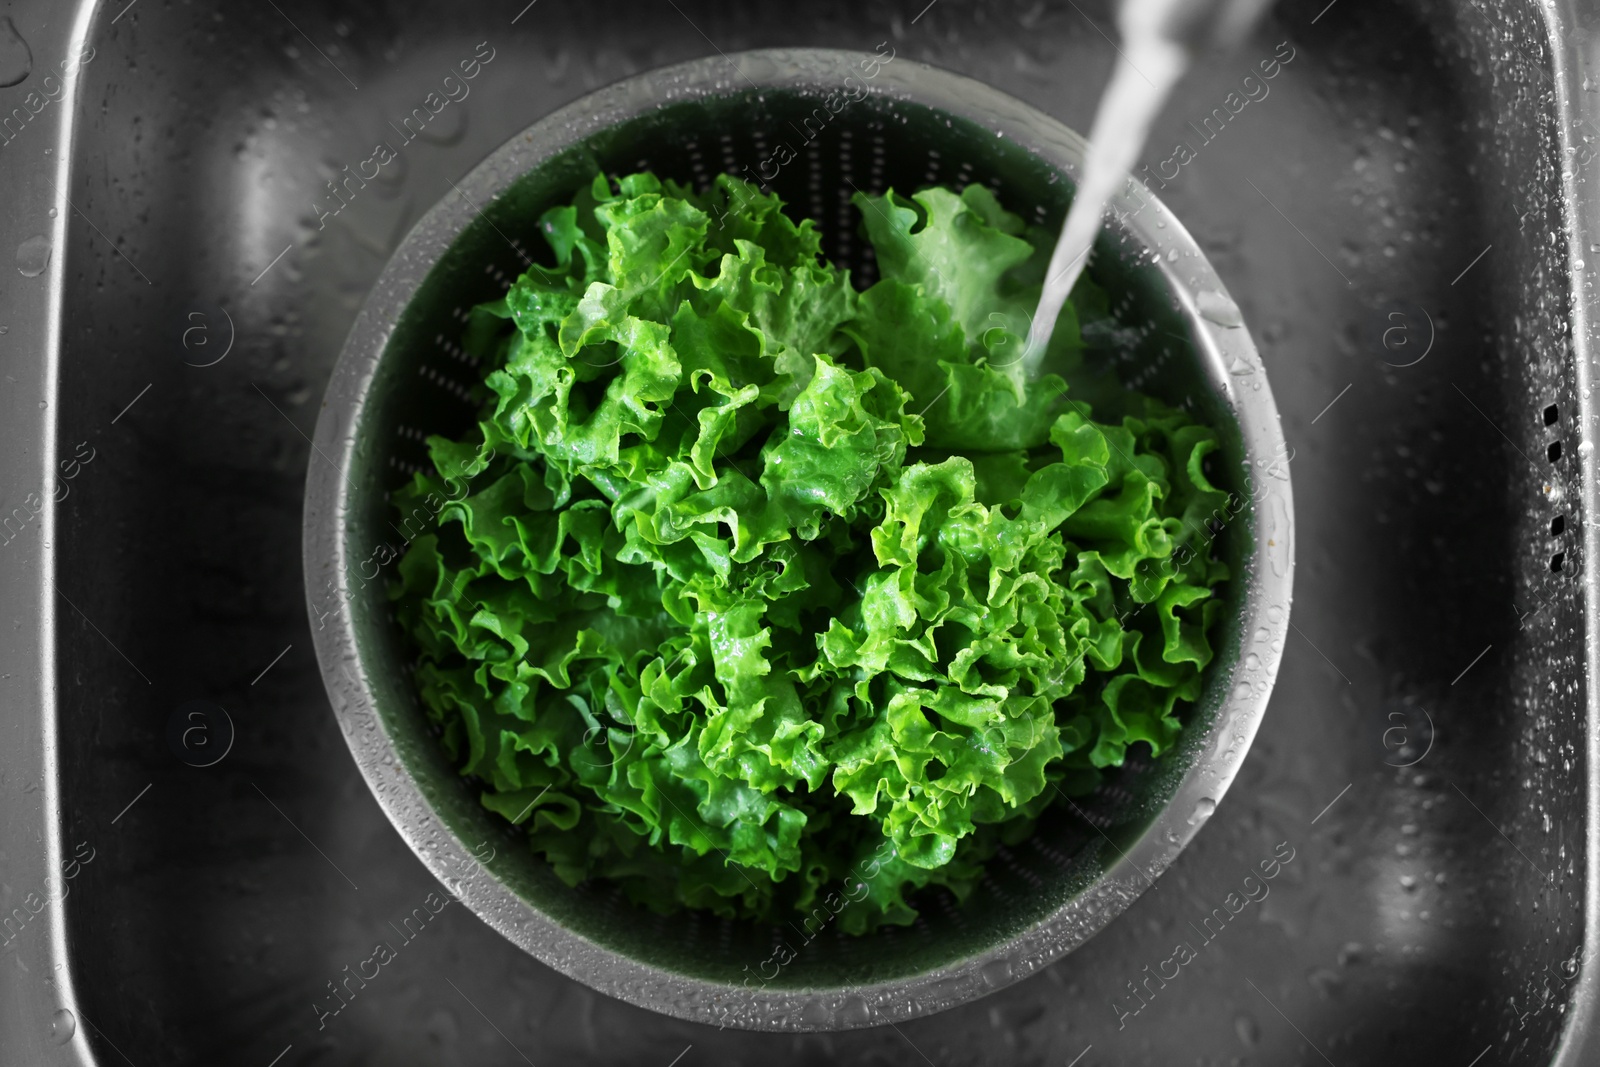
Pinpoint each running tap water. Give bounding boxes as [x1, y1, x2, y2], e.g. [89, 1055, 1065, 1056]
[1021, 0, 1277, 377]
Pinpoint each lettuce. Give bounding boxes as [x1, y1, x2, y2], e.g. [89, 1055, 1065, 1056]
[392, 172, 1230, 931]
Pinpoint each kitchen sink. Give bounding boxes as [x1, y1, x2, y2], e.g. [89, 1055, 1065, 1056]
[1, 0, 1595, 1063]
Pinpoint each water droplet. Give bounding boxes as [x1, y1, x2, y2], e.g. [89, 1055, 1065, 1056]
[47, 207, 56, 218]
[1235, 1012, 1260, 1046]
[1579, 440, 1594, 457]
[1244, 652, 1261, 671]
[1399, 874, 1417, 890]
[48, 1007, 74, 1045]
[1198, 289, 1245, 328]
[16, 234, 51, 277]
[1267, 495, 1292, 577]
[1307, 966, 1343, 1000]
[1188, 797, 1217, 825]
[0, 18, 32, 88]
[980, 957, 1014, 988]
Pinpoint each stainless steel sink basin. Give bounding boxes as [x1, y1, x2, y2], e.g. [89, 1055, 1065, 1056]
[1, 0, 1594, 1063]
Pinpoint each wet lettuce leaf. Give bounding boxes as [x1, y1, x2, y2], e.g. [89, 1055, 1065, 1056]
[392, 172, 1230, 931]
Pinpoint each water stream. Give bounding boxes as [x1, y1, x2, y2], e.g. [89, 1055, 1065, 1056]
[1024, 0, 1275, 374]
[1022, 31, 1190, 375]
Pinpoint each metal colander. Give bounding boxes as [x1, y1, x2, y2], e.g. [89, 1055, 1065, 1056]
[303, 47, 1294, 1031]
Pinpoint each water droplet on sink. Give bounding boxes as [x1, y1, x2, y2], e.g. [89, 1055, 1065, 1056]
[48, 1007, 74, 1045]
[16, 234, 52, 277]
[1198, 290, 1244, 328]
[1579, 440, 1593, 457]
[0, 18, 32, 88]
[47, 207, 56, 218]
[1307, 966, 1343, 1000]
[1235, 1012, 1260, 1046]
[1188, 797, 1217, 825]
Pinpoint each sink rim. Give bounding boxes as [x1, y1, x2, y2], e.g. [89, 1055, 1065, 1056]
[9, 0, 1596, 1057]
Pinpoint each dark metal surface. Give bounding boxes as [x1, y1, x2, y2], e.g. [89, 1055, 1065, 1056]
[0, 0, 1593, 1063]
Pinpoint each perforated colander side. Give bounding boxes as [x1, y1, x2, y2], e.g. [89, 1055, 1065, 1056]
[307, 48, 1291, 1031]
[374, 102, 1166, 948]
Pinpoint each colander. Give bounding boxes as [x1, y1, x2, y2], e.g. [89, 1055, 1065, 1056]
[303, 46, 1294, 1031]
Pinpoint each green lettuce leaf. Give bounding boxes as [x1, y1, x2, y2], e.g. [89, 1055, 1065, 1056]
[391, 171, 1231, 932]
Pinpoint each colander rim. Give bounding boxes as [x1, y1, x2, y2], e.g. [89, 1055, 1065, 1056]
[303, 45, 1295, 1032]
